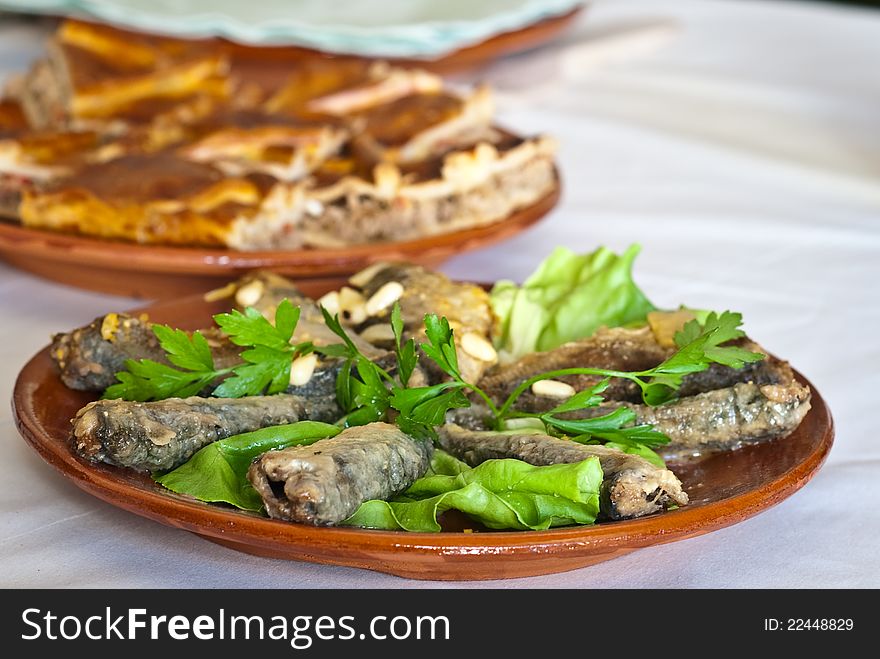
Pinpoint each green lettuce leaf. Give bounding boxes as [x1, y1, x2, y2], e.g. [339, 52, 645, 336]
[343, 450, 602, 532]
[154, 421, 340, 511]
[490, 245, 656, 360]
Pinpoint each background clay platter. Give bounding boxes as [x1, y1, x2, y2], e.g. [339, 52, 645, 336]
[11, 286, 833, 581]
[0, 179, 558, 299]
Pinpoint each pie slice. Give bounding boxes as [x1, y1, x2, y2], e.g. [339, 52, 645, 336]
[0, 98, 114, 218]
[352, 85, 494, 163]
[265, 60, 443, 117]
[16, 20, 230, 130]
[18, 153, 307, 249]
[294, 130, 557, 248]
[171, 109, 349, 181]
[7, 20, 557, 250]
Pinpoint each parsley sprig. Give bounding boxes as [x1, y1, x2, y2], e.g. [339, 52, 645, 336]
[104, 299, 314, 401]
[494, 311, 764, 417]
[104, 294, 763, 466]
[320, 306, 471, 439]
[318, 307, 764, 462]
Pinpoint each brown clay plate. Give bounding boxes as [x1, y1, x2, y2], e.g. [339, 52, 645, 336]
[11, 285, 833, 581]
[0, 178, 558, 299]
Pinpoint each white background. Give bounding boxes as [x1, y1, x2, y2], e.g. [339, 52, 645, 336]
[1, 0, 878, 587]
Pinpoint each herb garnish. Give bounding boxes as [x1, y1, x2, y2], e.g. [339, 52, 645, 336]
[317, 306, 764, 460]
[105, 296, 763, 464]
[104, 299, 315, 401]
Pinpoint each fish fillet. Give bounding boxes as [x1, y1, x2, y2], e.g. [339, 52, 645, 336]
[248, 422, 432, 525]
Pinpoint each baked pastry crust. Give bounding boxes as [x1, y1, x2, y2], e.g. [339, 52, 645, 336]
[3, 20, 557, 249]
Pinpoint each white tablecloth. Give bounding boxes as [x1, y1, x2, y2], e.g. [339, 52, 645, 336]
[1, 0, 878, 588]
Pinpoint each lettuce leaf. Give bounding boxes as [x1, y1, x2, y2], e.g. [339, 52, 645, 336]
[343, 450, 602, 532]
[154, 421, 340, 511]
[490, 245, 656, 360]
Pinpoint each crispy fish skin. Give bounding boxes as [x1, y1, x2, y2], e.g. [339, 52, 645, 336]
[51, 312, 240, 392]
[72, 394, 328, 472]
[248, 422, 432, 525]
[480, 326, 785, 411]
[52, 272, 385, 393]
[437, 423, 688, 520]
[356, 263, 496, 384]
[457, 363, 811, 455]
[588, 379, 812, 456]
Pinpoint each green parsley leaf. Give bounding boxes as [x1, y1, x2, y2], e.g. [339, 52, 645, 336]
[391, 303, 417, 387]
[542, 407, 669, 448]
[544, 379, 610, 415]
[152, 325, 215, 372]
[390, 382, 470, 425]
[106, 298, 309, 401]
[642, 310, 765, 405]
[213, 345, 292, 398]
[421, 314, 460, 380]
[319, 306, 358, 358]
[103, 360, 218, 401]
[213, 300, 298, 350]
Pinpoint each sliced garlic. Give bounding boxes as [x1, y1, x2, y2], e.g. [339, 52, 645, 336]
[531, 379, 576, 399]
[365, 281, 404, 316]
[339, 286, 367, 324]
[317, 290, 340, 316]
[235, 279, 265, 308]
[289, 353, 318, 387]
[460, 332, 497, 363]
[349, 262, 390, 288]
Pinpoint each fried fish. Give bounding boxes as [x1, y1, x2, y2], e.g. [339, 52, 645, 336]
[350, 262, 497, 384]
[248, 422, 432, 525]
[573, 378, 812, 457]
[50, 312, 240, 392]
[479, 325, 791, 411]
[437, 423, 688, 520]
[72, 393, 332, 472]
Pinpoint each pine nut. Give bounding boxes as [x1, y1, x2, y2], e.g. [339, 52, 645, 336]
[460, 332, 497, 363]
[365, 281, 404, 316]
[289, 353, 318, 387]
[359, 324, 396, 344]
[339, 286, 367, 324]
[304, 199, 324, 217]
[317, 290, 340, 316]
[349, 262, 389, 288]
[530, 379, 576, 399]
[203, 282, 237, 302]
[235, 279, 265, 308]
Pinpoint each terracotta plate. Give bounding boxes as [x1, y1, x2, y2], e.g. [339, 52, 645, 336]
[11, 287, 833, 581]
[0, 178, 558, 299]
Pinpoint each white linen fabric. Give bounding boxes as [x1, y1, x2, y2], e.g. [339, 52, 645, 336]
[1, 0, 877, 588]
